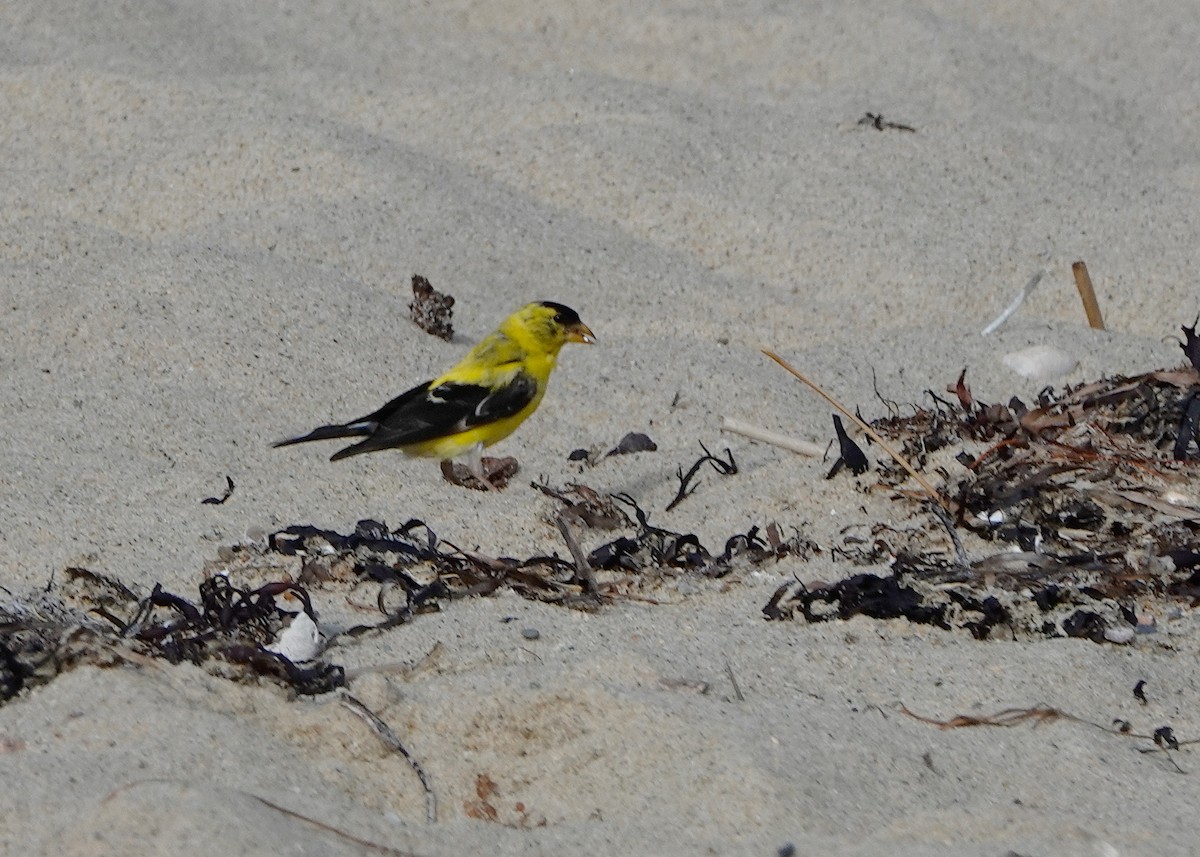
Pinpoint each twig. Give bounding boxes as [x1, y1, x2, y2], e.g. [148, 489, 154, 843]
[902, 703, 1085, 729]
[1141, 744, 1187, 775]
[724, 660, 745, 702]
[721, 417, 824, 457]
[98, 778, 425, 856]
[981, 269, 1045, 335]
[555, 513, 597, 595]
[857, 112, 916, 132]
[761, 350, 948, 509]
[901, 703, 1188, 773]
[249, 793, 428, 854]
[1146, 727, 1187, 774]
[1072, 261, 1106, 330]
[340, 692, 437, 822]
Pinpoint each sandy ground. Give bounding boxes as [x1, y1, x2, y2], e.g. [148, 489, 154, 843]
[2, 1, 1200, 854]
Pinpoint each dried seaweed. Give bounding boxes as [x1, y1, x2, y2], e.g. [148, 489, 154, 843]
[1183, 320, 1200, 373]
[265, 489, 805, 624]
[606, 431, 658, 457]
[1, 492, 827, 719]
[771, 360, 1200, 643]
[269, 488, 808, 620]
[201, 475, 236, 505]
[1134, 679, 1149, 704]
[827, 414, 869, 478]
[665, 443, 738, 511]
[765, 349, 948, 507]
[0, 573, 343, 704]
[1175, 393, 1200, 460]
[127, 577, 343, 693]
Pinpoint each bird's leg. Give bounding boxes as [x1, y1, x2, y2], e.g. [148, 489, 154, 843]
[438, 444, 499, 491]
[463, 443, 486, 480]
[466, 444, 501, 492]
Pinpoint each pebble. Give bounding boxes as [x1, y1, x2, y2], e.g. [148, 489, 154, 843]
[1002, 345, 1078, 380]
[521, 627, 541, 640]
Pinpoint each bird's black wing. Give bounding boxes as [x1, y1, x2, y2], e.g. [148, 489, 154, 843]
[329, 372, 538, 459]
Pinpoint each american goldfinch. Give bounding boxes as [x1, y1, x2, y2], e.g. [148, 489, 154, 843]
[275, 301, 595, 485]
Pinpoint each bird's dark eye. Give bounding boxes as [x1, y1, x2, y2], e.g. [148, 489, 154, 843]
[554, 312, 566, 324]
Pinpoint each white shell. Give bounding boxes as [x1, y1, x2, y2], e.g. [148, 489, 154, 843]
[1103, 626, 1135, 645]
[266, 611, 322, 662]
[1002, 345, 1078, 380]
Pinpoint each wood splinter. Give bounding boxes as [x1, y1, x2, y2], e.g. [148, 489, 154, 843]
[1072, 261, 1106, 330]
[761, 350, 949, 510]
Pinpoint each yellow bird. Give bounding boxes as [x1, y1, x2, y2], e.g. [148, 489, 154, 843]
[275, 301, 595, 485]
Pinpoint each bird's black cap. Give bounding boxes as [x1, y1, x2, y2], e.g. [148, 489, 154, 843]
[539, 301, 582, 326]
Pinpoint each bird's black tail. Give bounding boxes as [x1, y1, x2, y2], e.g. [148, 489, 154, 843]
[273, 422, 371, 449]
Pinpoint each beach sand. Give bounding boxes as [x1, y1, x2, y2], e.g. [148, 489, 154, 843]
[2, 2, 1199, 854]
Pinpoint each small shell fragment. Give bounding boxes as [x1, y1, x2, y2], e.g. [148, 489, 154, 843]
[1002, 345, 1078, 380]
[1103, 625, 1135, 645]
[266, 611, 322, 662]
[975, 510, 1005, 525]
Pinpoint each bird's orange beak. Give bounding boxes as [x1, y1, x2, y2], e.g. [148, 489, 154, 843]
[566, 321, 596, 345]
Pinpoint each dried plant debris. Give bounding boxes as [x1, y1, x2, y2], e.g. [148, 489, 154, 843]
[769, 358, 1200, 643]
[534, 482, 631, 530]
[409, 274, 455, 340]
[0, 567, 343, 704]
[856, 112, 917, 132]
